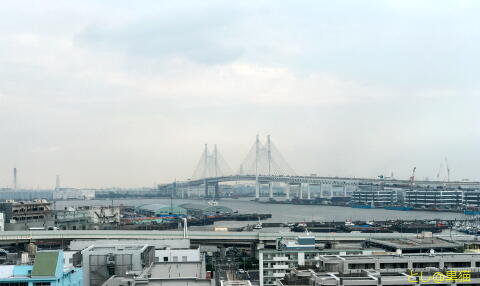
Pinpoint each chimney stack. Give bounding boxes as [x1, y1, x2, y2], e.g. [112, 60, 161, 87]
[13, 168, 17, 190]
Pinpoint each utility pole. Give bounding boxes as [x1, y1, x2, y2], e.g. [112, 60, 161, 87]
[267, 135, 273, 199]
[255, 135, 260, 199]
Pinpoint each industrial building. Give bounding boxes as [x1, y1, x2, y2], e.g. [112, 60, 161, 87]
[463, 190, 480, 207]
[279, 252, 480, 286]
[180, 203, 233, 216]
[0, 190, 54, 201]
[55, 206, 120, 230]
[81, 244, 156, 286]
[53, 188, 95, 200]
[135, 204, 187, 217]
[0, 200, 55, 230]
[405, 188, 463, 208]
[0, 250, 83, 286]
[351, 185, 400, 207]
[84, 244, 209, 286]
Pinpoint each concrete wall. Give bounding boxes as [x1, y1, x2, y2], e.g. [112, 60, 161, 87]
[70, 238, 190, 251]
[155, 248, 200, 262]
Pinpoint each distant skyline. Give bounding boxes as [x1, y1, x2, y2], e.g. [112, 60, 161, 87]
[1, 1, 479, 188]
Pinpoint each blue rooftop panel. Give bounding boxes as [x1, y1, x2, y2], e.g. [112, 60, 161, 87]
[13, 265, 32, 277]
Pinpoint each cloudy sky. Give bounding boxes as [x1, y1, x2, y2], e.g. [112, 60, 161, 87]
[0, 1, 479, 188]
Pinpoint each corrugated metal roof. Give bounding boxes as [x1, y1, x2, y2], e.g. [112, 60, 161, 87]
[179, 203, 209, 210]
[137, 204, 170, 211]
[137, 204, 186, 213]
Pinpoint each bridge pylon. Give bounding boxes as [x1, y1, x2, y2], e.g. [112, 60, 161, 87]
[240, 134, 296, 199]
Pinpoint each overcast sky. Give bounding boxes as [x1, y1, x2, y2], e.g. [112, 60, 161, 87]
[1, 1, 479, 188]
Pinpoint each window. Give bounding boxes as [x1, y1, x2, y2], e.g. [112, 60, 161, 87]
[348, 263, 375, 270]
[163, 257, 168, 262]
[182, 256, 187, 262]
[0, 283, 28, 286]
[34, 283, 51, 286]
[444, 261, 471, 268]
[173, 256, 178, 262]
[412, 262, 439, 268]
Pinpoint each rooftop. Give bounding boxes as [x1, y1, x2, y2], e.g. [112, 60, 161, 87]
[220, 281, 252, 286]
[31, 251, 58, 277]
[84, 244, 148, 252]
[368, 237, 462, 250]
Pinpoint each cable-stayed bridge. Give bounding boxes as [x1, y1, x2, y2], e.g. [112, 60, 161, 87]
[159, 135, 480, 199]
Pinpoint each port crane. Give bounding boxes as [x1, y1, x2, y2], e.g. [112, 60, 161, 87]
[409, 167, 416, 186]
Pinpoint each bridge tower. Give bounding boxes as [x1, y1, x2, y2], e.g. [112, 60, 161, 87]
[203, 144, 208, 197]
[192, 143, 233, 198]
[240, 134, 296, 199]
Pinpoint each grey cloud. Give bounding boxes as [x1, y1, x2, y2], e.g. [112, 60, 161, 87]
[76, 4, 245, 65]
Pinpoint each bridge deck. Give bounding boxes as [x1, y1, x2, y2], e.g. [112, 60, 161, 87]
[0, 230, 474, 242]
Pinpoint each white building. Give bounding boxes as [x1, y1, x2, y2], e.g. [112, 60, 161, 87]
[54, 188, 95, 200]
[0, 213, 4, 232]
[279, 253, 480, 286]
[101, 245, 209, 286]
[259, 236, 381, 286]
[155, 248, 201, 262]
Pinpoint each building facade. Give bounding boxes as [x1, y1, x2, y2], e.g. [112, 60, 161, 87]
[279, 252, 480, 286]
[55, 206, 120, 230]
[0, 200, 55, 230]
[0, 250, 82, 286]
[259, 236, 380, 286]
[81, 244, 155, 286]
[98, 245, 209, 286]
[351, 186, 399, 207]
[405, 188, 463, 208]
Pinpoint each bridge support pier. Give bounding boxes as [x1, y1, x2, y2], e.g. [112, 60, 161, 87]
[255, 180, 260, 199]
[285, 184, 290, 200]
[214, 182, 220, 199]
[268, 182, 273, 199]
[343, 184, 347, 197]
[204, 182, 208, 198]
[299, 183, 303, 199]
[320, 183, 324, 198]
[307, 183, 311, 200]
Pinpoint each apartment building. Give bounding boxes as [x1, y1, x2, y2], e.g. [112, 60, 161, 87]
[278, 253, 480, 286]
[259, 236, 380, 286]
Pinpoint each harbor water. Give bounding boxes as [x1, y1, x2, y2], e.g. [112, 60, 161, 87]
[54, 197, 468, 228]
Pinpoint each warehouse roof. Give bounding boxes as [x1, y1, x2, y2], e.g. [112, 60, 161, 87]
[179, 203, 233, 214]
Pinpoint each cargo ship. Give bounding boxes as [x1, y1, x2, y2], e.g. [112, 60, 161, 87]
[351, 202, 376, 209]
